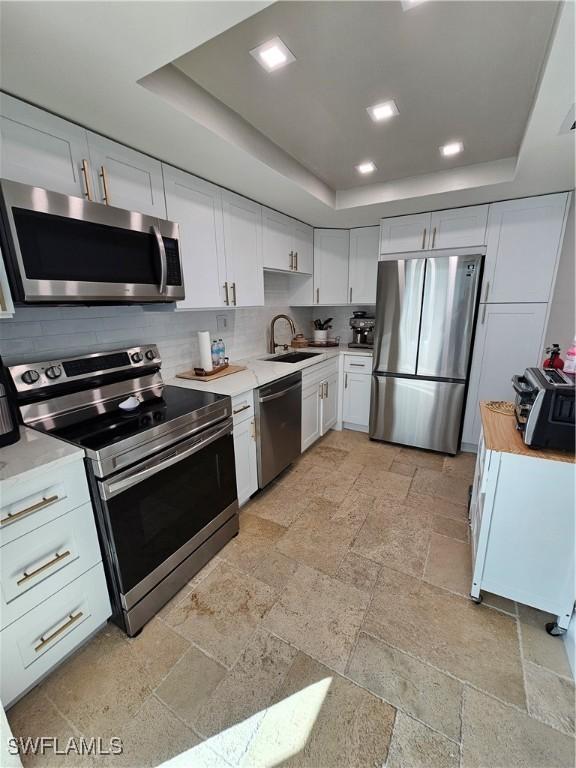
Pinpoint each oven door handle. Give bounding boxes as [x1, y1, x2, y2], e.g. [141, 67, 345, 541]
[102, 420, 232, 499]
[152, 225, 167, 295]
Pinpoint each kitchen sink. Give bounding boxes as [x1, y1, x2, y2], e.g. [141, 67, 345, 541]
[267, 351, 322, 363]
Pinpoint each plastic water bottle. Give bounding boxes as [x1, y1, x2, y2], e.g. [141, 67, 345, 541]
[218, 338, 226, 365]
[211, 339, 220, 368]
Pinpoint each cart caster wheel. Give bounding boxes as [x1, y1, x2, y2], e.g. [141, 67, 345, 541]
[469, 593, 483, 604]
[545, 622, 566, 637]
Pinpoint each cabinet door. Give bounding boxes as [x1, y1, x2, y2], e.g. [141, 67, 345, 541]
[321, 372, 339, 433]
[0, 94, 91, 197]
[233, 418, 258, 506]
[293, 221, 313, 274]
[430, 205, 488, 249]
[483, 194, 569, 304]
[221, 191, 264, 307]
[313, 229, 349, 305]
[342, 372, 371, 427]
[379, 213, 431, 255]
[163, 166, 226, 309]
[0, 245, 14, 318]
[87, 132, 166, 217]
[462, 303, 548, 446]
[262, 208, 294, 272]
[349, 227, 379, 304]
[302, 383, 322, 451]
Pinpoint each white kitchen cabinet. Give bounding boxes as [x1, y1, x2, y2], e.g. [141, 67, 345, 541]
[314, 229, 349, 305]
[0, 93, 92, 198]
[462, 302, 548, 447]
[379, 213, 430, 255]
[342, 372, 371, 431]
[429, 205, 488, 250]
[470, 410, 574, 632]
[233, 418, 258, 506]
[221, 191, 264, 307]
[262, 209, 313, 275]
[483, 193, 570, 304]
[349, 227, 379, 304]
[0, 245, 14, 318]
[163, 166, 227, 309]
[87, 132, 166, 217]
[293, 221, 313, 274]
[301, 358, 339, 450]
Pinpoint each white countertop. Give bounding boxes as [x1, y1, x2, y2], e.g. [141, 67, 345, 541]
[169, 346, 373, 397]
[0, 427, 84, 485]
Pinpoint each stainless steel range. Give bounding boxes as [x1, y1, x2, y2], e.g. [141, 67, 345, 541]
[9, 345, 238, 636]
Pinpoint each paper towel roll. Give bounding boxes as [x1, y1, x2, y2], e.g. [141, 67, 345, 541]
[198, 331, 213, 372]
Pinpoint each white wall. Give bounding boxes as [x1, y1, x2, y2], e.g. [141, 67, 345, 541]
[544, 196, 575, 357]
[0, 298, 312, 380]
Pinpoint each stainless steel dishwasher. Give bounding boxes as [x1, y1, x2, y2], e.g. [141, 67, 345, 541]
[255, 371, 302, 488]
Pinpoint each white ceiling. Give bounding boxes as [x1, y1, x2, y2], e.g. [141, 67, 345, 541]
[174, 1, 558, 190]
[0, 1, 574, 228]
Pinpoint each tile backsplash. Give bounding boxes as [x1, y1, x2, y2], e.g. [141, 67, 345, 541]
[310, 305, 376, 345]
[0, 302, 312, 379]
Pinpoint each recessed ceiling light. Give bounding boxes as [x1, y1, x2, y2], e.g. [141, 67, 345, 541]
[250, 37, 295, 72]
[440, 141, 464, 157]
[401, 0, 429, 10]
[356, 161, 377, 175]
[367, 100, 399, 122]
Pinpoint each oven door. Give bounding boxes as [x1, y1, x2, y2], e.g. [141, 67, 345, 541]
[0, 178, 184, 303]
[97, 418, 237, 610]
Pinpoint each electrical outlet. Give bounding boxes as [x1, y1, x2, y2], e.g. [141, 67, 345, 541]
[216, 315, 228, 331]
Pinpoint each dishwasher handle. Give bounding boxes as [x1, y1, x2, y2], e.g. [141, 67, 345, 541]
[258, 381, 301, 404]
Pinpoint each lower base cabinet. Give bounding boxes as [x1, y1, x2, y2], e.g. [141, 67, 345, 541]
[301, 358, 339, 451]
[233, 417, 258, 506]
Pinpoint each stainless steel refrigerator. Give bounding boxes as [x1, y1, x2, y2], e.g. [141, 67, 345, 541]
[370, 254, 483, 454]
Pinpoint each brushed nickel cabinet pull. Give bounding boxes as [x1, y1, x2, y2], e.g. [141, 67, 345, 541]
[250, 419, 256, 441]
[481, 303, 487, 324]
[295, 252, 298, 271]
[231, 282, 237, 305]
[316, 287, 320, 304]
[0, 494, 59, 527]
[349, 363, 364, 367]
[99, 165, 111, 205]
[289, 251, 294, 270]
[324, 381, 328, 398]
[432, 227, 437, 248]
[224, 282, 230, 306]
[421, 228, 427, 249]
[483, 281, 490, 302]
[18, 550, 71, 586]
[233, 404, 251, 415]
[81, 160, 93, 201]
[345, 373, 348, 388]
[349, 287, 353, 303]
[319, 383, 323, 399]
[35, 611, 84, 653]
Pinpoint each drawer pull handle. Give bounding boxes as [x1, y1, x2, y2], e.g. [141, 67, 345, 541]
[17, 550, 71, 586]
[1, 494, 60, 527]
[233, 404, 251, 415]
[349, 363, 365, 367]
[35, 611, 84, 652]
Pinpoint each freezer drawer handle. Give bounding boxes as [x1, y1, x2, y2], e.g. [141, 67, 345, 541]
[0, 494, 60, 527]
[259, 381, 301, 404]
[35, 611, 84, 652]
[17, 550, 71, 586]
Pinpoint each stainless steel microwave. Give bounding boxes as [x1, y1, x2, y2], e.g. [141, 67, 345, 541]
[0, 179, 184, 304]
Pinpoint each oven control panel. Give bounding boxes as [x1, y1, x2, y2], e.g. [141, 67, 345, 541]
[9, 344, 161, 392]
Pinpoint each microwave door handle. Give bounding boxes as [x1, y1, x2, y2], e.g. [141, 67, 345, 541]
[152, 225, 167, 295]
[102, 421, 231, 498]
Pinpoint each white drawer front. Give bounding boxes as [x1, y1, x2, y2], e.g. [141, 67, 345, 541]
[1, 563, 111, 707]
[1, 502, 102, 629]
[301, 358, 339, 387]
[0, 460, 89, 546]
[343, 355, 372, 374]
[231, 391, 255, 425]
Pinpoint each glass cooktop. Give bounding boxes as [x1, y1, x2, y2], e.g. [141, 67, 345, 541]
[38, 385, 229, 453]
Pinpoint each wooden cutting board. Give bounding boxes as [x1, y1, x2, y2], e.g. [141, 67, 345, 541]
[176, 364, 247, 382]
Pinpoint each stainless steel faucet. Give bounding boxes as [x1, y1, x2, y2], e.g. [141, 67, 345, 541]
[269, 314, 296, 354]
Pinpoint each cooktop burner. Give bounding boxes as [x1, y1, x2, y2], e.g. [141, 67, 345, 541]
[38, 385, 227, 452]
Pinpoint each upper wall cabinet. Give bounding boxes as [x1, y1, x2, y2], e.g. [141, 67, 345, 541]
[349, 227, 379, 304]
[163, 166, 226, 309]
[262, 208, 313, 274]
[87, 133, 166, 218]
[429, 205, 488, 249]
[0, 94, 92, 198]
[379, 205, 489, 256]
[483, 193, 570, 304]
[314, 229, 350, 305]
[221, 191, 264, 307]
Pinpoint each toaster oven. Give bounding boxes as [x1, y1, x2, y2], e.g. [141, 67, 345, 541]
[512, 367, 575, 451]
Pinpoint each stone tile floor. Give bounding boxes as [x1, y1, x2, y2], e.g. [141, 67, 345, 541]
[7, 430, 575, 768]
